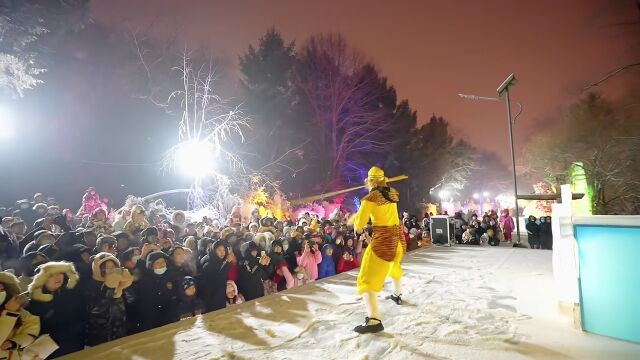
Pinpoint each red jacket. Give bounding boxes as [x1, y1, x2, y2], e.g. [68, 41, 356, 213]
[337, 256, 360, 274]
[227, 262, 239, 282]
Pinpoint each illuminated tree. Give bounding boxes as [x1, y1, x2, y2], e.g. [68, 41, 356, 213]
[294, 33, 397, 190]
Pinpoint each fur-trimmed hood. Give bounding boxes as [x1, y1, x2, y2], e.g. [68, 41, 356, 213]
[172, 211, 186, 226]
[92, 252, 120, 281]
[28, 261, 79, 302]
[220, 227, 235, 242]
[0, 271, 22, 299]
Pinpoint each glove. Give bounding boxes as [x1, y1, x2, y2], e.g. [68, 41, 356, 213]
[104, 272, 122, 289]
[114, 269, 133, 298]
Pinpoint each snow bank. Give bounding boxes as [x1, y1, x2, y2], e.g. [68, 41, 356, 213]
[67, 246, 640, 360]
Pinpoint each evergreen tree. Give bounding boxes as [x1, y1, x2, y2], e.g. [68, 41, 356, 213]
[239, 28, 311, 192]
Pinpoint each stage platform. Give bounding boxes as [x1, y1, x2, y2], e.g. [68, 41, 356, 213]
[66, 246, 640, 360]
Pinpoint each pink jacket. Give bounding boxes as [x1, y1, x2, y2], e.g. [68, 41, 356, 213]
[296, 248, 322, 281]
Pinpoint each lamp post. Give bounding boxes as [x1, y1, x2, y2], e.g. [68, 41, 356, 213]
[458, 73, 522, 243]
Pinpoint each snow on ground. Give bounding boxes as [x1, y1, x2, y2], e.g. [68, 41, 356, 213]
[67, 246, 640, 360]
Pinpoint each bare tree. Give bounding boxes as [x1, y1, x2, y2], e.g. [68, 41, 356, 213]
[523, 93, 640, 214]
[294, 34, 396, 189]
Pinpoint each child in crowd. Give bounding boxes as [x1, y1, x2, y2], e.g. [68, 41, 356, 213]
[179, 276, 205, 319]
[225, 280, 245, 306]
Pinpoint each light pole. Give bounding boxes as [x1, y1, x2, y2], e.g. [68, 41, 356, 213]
[458, 73, 522, 243]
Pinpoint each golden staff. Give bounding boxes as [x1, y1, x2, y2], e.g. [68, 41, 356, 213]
[289, 175, 409, 206]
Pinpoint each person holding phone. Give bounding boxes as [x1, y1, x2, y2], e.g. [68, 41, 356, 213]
[0, 271, 40, 358]
[238, 241, 270, 301]
[295, 239, 322, 282]
[85, 253, 133, 346]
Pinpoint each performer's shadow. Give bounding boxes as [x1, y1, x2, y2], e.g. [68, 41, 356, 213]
[202, 283, 336, 349]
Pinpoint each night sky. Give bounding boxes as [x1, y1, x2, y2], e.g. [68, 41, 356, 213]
[1, 0, 637, 208]
[92, 0, 638, 162]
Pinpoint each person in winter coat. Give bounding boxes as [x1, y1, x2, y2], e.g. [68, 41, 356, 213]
[113, 231, 136, 255]
[0, 226, 19, 267]
[296, 239, 322, 282]
[318, 244, 336, 279]
[331, 235, 346, 266]
[16, 251, 48, 292]
[199, 241, 230, 312]
[539, 216, 553, 250]
[123, 205, 150, 238]
[171, 211, 187, 239]
[526, 216, 540, 249]
[12, 200, 36, 232]
[179, 276, 205, 319]
[26, 261, 85, 357]
[0, 271, 40, 358]
[225, 280, 244, 306]
[237, 241, 269, 301]
[168, 246, 192, 278]
[85, 252, 133, 346]
[93, 235, 118, 256]
[137, 251, 179, 331]
[112, 208, 131, 233]
[86, 208, 113, 236]
[499, 209, 515, 243]
[22, 230, 56, 256]
[60, 244, 93, 294]
[263, 240, 294, 295]
[337, 249, 360, 274]
[118, 248, 143, 335]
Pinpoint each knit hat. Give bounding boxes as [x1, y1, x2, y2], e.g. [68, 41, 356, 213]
[112, 231, 130, 241]
[182, 276, 197, 291]
[146, 251, 170, 270]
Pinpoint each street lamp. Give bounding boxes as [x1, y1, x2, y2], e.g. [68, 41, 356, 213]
[458, 73, 522, 243]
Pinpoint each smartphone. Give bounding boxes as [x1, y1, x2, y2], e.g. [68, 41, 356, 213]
[16, 291, 30, 307]
[261, 251, 266, 257]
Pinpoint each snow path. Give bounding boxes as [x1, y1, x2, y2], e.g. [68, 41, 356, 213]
[67, 246, 640, 360]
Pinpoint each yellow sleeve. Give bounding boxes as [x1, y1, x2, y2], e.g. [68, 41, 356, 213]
[354, 200, 375, 233]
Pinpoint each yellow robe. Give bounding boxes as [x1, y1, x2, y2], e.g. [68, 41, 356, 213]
[353, 188, 405, 294]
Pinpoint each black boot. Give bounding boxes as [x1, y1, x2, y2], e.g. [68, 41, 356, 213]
[353, 317, 384, 334]
[390, 293, 402, 305]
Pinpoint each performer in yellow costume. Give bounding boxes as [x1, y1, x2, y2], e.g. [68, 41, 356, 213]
[352, 167, 405, 334]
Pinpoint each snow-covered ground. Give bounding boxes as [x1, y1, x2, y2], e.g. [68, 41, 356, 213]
[67, 246, 640, 360]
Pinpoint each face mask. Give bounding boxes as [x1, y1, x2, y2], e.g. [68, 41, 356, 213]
[154, 267, 167, 275]
[0, 291, 6, 305]
[283, 244, 289, 251]
[296, 272, 304, 280]
[131, 255, 141, 263]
